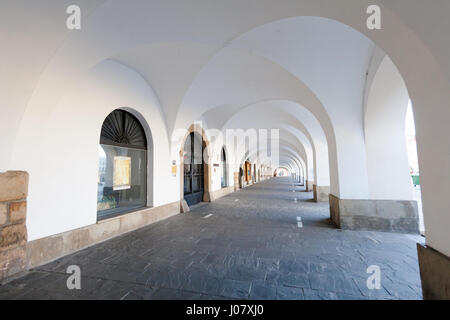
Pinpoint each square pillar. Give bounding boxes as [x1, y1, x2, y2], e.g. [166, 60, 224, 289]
[0, 171, 29, 283]
[417, 244, 450, 300]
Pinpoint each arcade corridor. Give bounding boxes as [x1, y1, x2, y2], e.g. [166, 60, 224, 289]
[0, 178, 423, 300]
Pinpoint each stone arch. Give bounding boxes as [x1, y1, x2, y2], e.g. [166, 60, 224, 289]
[179, 124, 213, 207]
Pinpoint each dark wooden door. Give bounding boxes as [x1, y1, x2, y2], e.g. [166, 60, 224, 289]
[221, 148, 227, 188]
[183, 132, 204, 206]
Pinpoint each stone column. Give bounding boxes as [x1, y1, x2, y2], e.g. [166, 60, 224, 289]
[202, 163, 213, 202]
[233, 172, 240, 191]
[0, 171, 29, 283]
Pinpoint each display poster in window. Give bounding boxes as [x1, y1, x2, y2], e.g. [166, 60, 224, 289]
[113, 156, 131, 190]
[171, 160, 177, 177]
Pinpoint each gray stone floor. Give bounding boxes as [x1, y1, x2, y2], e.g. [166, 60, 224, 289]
[0, 177, 424, 300]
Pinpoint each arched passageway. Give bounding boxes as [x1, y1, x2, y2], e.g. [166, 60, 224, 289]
[1, 1, 449, 300]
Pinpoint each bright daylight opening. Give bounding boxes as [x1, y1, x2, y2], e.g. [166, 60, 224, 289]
[405, 100, 424, 234]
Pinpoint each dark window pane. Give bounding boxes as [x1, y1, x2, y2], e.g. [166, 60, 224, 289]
[192, 177, 200, 192]
[184, 175, 191, 193]
[100, 110, 147, 149]
[97, 144, 147, 218]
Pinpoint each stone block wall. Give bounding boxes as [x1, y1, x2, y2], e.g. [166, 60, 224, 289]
[0, 171, 29, 283]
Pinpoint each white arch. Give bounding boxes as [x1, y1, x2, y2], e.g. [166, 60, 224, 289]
[2, 0, 450, 256]
[365, 55, 413, 201]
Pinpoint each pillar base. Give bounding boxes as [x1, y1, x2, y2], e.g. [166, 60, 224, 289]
[417, 243, 450, 300]
[180, 199, 190, 213]
[203, 191, 214, 202]
[313, 184, 330, 202]
[306, 180, 314, 192]
[208, 186, 234, 200]
[233, 172, 240, 191]
[329, 194, 419, 234]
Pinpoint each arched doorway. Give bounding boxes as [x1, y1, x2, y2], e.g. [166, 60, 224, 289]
[97, 109, 148, 219]
[221, 147, 227, 188]
[239, 166, 244, 188]
[244, 160, 252, 185]
[183, 132, 205, 206]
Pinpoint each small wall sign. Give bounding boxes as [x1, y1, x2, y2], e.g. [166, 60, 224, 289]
[171, 160, 177, 176]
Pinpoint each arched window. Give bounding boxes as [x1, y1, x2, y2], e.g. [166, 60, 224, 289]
[97, 109, 147, 219]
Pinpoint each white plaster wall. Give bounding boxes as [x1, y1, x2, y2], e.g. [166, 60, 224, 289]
[11, 60, 176, 241]
[0, 0, 105, 171]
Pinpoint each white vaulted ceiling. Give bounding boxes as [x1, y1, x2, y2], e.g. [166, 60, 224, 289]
[2, 0, 445, 171]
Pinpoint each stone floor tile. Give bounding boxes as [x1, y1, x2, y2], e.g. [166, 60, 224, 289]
[276, 285, 304, 300]
[249, 280, 278, 300]
[221, 279, 251, 299]
[0, 177, 423, 300]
